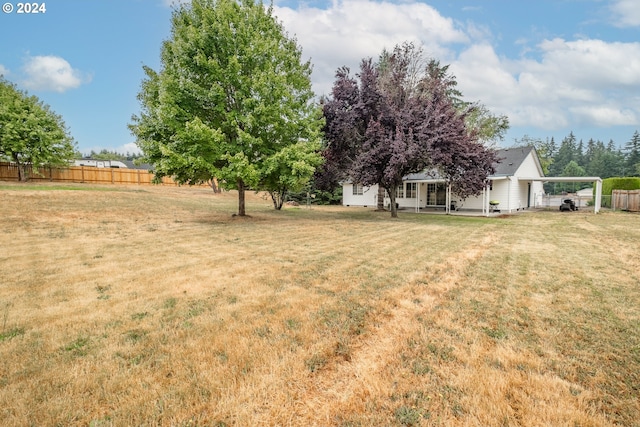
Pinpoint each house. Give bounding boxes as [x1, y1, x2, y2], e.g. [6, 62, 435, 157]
[343, 146, 603, 215]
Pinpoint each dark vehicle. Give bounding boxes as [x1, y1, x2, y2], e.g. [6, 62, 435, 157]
[559, 198, 578, 211]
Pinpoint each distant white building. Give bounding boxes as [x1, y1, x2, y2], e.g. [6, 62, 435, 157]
[73, 159, 129, 168]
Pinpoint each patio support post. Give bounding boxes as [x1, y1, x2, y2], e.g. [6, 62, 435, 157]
[595, 179, 602, 214]
[507, 177, 511, 213]
[485, 184, 491, 217]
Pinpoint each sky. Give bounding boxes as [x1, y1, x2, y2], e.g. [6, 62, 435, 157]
[1, 0, 639, 155]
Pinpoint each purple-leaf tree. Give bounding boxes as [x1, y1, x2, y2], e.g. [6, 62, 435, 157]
[321, 42, 498, 217]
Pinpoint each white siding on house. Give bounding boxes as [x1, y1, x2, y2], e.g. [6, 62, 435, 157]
[515, 153, 541, 177]
[342, 183, 378, 206]
[515, 180, 544, 209]
[513, 151, 545, 209]
[455, 179, 511, 211]
[461, 150, 545, 212]
[506, 176, 520, 212]
[396, 182, 422, 209]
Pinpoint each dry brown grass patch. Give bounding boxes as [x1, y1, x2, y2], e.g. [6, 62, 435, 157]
[0, 183, 638, 426]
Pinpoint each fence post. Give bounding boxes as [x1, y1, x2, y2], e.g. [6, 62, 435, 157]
[625, 190, 629, 211]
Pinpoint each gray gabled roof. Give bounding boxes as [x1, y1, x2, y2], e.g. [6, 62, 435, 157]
[405, 146, 541, 181]
[349, 146, 543, 183]
[493, 146, 540, 177]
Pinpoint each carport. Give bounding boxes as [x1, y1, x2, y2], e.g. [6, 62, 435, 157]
[519, 176, 603, 214]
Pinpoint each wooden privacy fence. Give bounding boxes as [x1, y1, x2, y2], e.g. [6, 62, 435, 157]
[612, 189, 640, 212]
[0, 162, 191, 186]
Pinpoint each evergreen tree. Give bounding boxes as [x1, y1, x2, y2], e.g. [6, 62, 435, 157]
[548, 137, 557, 158]
[549, 132, 577, 176]
[585, 140, 605, 177]
[624, 131, 640, 176]
[576, 139, 585, 167]
[584, 138, 596, 167]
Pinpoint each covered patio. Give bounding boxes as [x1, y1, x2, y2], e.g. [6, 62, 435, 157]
[401, 176, 602, 216]
[517, 176, 603, 214]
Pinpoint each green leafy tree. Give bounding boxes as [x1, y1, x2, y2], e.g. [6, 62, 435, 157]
[550, 160, 585, 193]
[0, 77, 76, 181]
[511, 135, 554, 175]
[261, 139, 324, 209]
[464, 103, 509, 146]
[378, 44, 508, 146]
[129, 0, 323, 216]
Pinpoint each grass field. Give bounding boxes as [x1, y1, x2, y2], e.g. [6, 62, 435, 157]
[0, 182, 638, 426]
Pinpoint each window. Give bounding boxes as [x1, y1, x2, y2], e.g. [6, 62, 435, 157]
[396, 184, 404, 198]
[406, 182, 417, 198]
[352, 183, 363, 195]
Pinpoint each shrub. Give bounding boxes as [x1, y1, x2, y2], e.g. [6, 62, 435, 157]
[600, 177, 640, 207]
[287, 186, 343, 205]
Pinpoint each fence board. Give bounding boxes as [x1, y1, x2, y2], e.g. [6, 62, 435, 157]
[612, 189, 640, 212]
[0, 162, 18, 180]
[0, 162, 206, 187]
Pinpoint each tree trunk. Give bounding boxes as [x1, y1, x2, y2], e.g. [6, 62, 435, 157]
[387, 188, 398, 218]
[270, 189, 285, 210]
[376, 186, 386, 211]
[209, 178, 221, 193]
[13, 155, 28, 182]
[17, 164, 26, 182]
[237, 178, 246, 216]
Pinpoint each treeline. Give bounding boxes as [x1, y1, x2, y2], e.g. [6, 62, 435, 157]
[79, 149, 143, 162]
[514, 131, 640, 192]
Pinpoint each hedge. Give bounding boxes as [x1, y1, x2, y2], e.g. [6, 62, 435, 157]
[599, 177, 640, 207]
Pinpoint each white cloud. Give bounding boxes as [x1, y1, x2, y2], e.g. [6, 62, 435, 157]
[610, 0, 640, 27]
[273, 0, 468, 97]
[21, 55, 91, 93]
[569, 105, 637, 127]
[537, 38, 640, 88]
[0, 64, 9, 77]
[161, 0, 640, 133]
[118, 142, 142, 155]
[451, 38, 640, 130]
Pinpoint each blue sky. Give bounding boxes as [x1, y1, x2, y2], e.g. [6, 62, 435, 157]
[1, 0, 639, 155]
